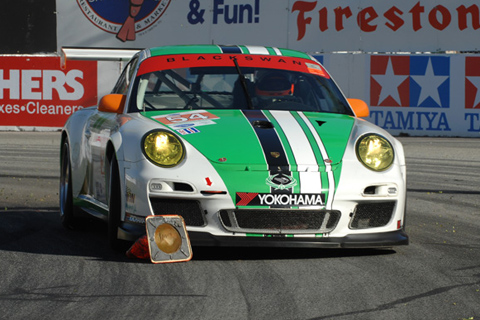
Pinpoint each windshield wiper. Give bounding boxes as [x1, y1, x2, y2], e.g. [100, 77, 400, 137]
[232, 57, 254, 109]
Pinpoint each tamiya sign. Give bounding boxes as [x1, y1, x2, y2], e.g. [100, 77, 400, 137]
[363, 54, 480, 136]
[0, 57, 97, 128]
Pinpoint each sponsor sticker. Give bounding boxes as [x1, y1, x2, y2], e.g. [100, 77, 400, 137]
[153, 110, 219, 129]
[177, 127, 200, 135]
[236, 192, 325, 207]
[306, 62, 328, 78]
[205, 177, 213, 186]
[125, 212, 146, 225]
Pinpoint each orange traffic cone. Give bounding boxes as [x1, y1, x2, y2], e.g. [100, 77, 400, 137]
[126, 235, 150, 260]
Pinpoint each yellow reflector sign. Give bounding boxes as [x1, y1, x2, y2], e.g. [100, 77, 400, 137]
[146, 215, 192, 264]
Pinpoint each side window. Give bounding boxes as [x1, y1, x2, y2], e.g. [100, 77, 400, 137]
[112, 57, 139, 94]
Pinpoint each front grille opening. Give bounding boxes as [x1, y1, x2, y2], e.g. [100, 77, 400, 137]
[219, 209, 340, 233]
[238, 210, 324, 230]
[149, 198, 205, 226]
[219, 210, 232, 228]
[350, 201, 396, 229]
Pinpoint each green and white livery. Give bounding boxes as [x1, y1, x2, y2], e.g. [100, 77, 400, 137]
[60, 45, 408, 250]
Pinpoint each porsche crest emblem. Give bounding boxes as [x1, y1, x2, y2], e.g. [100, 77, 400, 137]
[270, 152, 281, 158]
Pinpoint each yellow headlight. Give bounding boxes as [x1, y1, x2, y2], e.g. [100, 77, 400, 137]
[143, 131, 185, 167]
[356, 134, 394, 171]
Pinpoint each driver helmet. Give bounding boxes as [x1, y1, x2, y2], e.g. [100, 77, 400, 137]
[255, 72, 294, 97]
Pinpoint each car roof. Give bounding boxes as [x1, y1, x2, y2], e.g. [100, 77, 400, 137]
[147, 45, 315, 61]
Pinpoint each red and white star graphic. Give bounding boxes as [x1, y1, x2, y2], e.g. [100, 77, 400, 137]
[465, 57, 480, 109]
[370, 56, 410, 107]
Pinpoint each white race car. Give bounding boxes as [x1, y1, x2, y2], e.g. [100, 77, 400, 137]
[60, 45, 408, 251]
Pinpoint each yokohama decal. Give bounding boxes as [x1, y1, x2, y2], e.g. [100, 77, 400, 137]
[236, 192, 325, 207]
[236, 192, 258, 206]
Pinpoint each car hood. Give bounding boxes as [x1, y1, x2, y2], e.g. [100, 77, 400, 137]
[144, 109, 354, 172]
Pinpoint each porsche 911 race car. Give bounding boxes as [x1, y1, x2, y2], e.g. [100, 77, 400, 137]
[60, 45, 408, 251]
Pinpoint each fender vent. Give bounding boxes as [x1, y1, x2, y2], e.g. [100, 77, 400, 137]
[173, 182, 194, 192]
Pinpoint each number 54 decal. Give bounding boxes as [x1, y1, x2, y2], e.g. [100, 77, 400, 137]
[153, 110, 219, 129]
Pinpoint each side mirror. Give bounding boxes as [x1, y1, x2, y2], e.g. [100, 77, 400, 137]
[347, 98, 369, 118]
[98, 94, 126, 114]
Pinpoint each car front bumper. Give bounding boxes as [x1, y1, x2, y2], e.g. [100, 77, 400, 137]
[188, 229, 409, 248]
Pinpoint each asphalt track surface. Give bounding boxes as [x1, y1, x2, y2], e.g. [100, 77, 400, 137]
[0, 132, 479, 320]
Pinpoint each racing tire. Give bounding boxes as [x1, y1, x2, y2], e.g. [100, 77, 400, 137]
[107, 154, 126, 251]
[59, 141, 79, 229]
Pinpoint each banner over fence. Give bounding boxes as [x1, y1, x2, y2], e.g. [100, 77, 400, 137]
[1, 53, 479, 136]
[2, 1, 479, 135]
[0, 57, 97, 129]
[58, 0, 480, 52]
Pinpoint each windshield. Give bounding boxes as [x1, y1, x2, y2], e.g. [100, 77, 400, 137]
[128, 56, 353, 115]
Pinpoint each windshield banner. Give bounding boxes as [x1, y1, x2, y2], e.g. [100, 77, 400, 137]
[137, 53, 328, 77]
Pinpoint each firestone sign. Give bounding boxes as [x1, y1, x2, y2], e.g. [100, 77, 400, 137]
[293, 2, 480, 37]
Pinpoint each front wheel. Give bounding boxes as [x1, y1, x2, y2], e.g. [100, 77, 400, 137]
[59, 141, 79, 229]
[107, 154, 127, 251]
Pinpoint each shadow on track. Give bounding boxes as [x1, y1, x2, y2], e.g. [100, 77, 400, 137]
[191, 246, 396, 261]
[408, 188, 480, 195]
[0, 208, 128, 262]
[0, 208, 396, 263]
